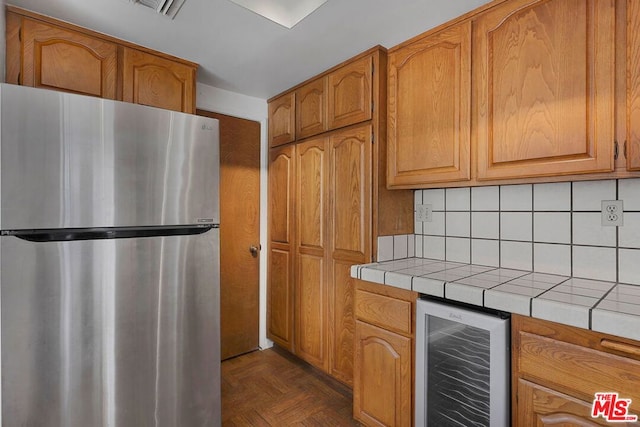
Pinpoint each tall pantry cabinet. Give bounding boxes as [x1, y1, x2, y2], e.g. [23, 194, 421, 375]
[267, 47, 413, 386]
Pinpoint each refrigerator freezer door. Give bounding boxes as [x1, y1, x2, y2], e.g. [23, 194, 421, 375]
[1, 230, 220, 427]
[0, 84, 219, 230]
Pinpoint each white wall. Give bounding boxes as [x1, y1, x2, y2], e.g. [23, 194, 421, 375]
[196, 83, 272, 350]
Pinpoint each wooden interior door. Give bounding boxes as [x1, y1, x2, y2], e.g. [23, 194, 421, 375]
[197, 110, 261, 361]
[21, 18, 117, 99]
[474, 0, 615, 180]
[295, 137, 328, 370]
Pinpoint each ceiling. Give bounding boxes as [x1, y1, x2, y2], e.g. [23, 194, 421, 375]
[7, 0, 491, 99]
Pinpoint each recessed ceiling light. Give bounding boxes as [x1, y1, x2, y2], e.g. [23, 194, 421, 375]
[228, 0, 328, 29]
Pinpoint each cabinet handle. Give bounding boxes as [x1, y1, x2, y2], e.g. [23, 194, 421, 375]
[601, 339, 640, 357]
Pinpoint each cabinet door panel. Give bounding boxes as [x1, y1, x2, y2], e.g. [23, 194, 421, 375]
[354, 321, 412, 427]
[122, 48, 196, 113]
[22, 19, 117, 99]
[328, 260, 355, 385]
[628, 0, 640, 171]
[388, 22, 471, 187]
[269, 93, 296, 147]
[475, 0, 615, 179]
[269, 148, 294, 245]
[295, 138, 328, 369]
[267, 248, 293, 349]
[329, 125, 372, 261]
[517, 380, 616, 427]
[267, 146, 295, 350]
[296, 78, 327, 139]
[327, 56, 373, 130]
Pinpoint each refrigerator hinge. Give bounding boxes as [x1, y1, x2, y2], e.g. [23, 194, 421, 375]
[614, 141, 619, 160]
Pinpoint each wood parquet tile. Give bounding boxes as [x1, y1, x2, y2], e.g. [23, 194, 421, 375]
[222, 346, 362, 426]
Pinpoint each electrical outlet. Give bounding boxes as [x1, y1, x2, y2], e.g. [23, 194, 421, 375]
[416, 204, 433, 222]
[601, 200, 623, 226]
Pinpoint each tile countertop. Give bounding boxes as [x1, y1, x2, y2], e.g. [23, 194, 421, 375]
[350, 257, 640, 342]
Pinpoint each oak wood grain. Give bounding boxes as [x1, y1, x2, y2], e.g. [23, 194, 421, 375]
[296, 77, 327, 139]
[121, 47, 195, 113]
[21, 18, 117, 99]
[387, 21, 471, 187]
[268, 93, 295, 147]
[474, 0, 615, 180]
[628, 0, 640, 171]
[355, 290, 412, 336]
[267, 145, 296, 351]
[5, 11, 21, 85]
[328, 56, 373, 130]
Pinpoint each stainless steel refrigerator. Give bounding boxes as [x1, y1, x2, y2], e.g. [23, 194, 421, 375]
[0, 84, 221, 426]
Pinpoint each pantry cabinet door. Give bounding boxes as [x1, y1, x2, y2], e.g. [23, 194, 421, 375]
[267, 145, 296, 351]
[474, 0, 615, 180]
[295, 137, 328, 370]
[21, 18, 117, 99]
[387, 22, 471, 187]
[628, 0, 640, 171]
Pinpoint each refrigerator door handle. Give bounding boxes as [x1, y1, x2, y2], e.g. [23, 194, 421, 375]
[1, 225, 215, 242]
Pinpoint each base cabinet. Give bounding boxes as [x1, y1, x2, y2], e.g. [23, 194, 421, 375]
[512, 315, 640, 426]
[353, 280, 416, 427]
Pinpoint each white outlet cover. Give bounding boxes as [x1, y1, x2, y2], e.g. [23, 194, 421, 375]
[416, 204, 433, 222]
[601, 200, 623, 226]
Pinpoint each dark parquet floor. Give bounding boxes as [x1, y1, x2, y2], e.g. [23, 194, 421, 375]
[221, 346, 362, 426]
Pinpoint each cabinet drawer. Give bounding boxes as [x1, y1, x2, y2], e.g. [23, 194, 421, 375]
[518, 330, 640, 410]
[355, 289, 412, 335]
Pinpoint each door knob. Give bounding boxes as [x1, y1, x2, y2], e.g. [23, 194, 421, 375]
[249, 245, 260, 258]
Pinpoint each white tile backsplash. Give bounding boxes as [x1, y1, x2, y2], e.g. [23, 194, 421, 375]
[393, 235, 408, 259]
[533, 182, 571, 211]
[471, 186, 499, 211]
[572, 213, 617, 247]
[446, 212, 470, 237]
[501, 241, 533, 271]
[534, 213, 571, 244]
[472, 212, 499, 239]
[377, 236, 394, 262]
[501, 212, 532, 242]
[500, 184, 532, 211]
[573, 180, 616, 211]
[445, 188, 470, 211]
[619, 213, 640, 249]
[400, 179, 640, 288]
[422, 189, 445, 211]
[573, 246, 617, 282]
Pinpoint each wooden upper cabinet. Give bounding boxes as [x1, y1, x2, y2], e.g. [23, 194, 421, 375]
[296, 78, 327, 139]
[474, 0, 616, 180]
[327, 56, 373, 130]
[387, 22, 471, 188]
[628, 0, 640, 171]
[19, 18, 118, 99]
[269, 92, 296, 147]
[267, 145, 296, 351]
[121, 47, 196, 114]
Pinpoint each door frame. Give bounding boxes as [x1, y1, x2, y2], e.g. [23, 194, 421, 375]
[196, 83, 272, 350]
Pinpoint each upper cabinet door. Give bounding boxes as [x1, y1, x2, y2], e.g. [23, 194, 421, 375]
[121, 47, 196, 114]
[296, 78, 327, 140]
[628, 0, 640, 171]
[327, 56, 373, 130]
[475, 0, 615, 180]
[387, 22, 471, 188]
[269, 92, 296, 147]
[21, 19, 117, 99]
